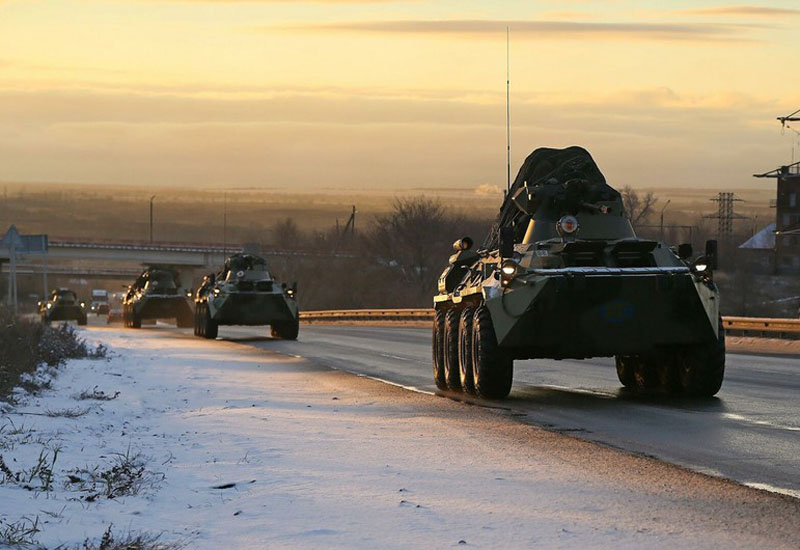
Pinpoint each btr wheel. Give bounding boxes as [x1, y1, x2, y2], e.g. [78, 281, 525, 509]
[432, 309, 447, 391]
[78, 315, 88, 326]
[680, 317, 725, 397]
[656, 351, 682, 394]
[130, 308, 142, 329]
[203, 304, 218, 339]
[471, 305, 513, 399]
[634, 356, 658, 392]
[458, 306, 476, 394]
[443, 309, 462, 391]
[193, 304, 203, 337]
[615, 356, 636, 389]
[271, 318, 299, 340]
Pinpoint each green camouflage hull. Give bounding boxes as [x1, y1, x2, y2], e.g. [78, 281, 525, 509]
[485, 268, 718, 359]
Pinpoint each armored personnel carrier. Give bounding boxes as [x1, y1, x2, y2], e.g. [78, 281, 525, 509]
[123, 267, 193, 329]
[39, 288, 88, 325]
[193, 253, 299, 340]
[433, 146, 724, 399]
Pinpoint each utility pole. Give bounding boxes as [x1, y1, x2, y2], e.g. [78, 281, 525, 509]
[149, 195, 156, 243]
[659, 199, 671, 241]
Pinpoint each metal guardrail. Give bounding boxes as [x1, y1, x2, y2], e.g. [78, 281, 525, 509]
[723, 316, 800, 335]
[300, 309, 434, 322]
[301, 309, 800, 337]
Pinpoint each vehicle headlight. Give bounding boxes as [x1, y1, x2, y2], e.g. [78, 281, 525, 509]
[80, 302, 86, 308]
[213, 288, 220, 295]
[46, 303, 52, 309]
[501, 259, 519, 277]
[693, 262, 708, 273]
[556, 215, 579, 236]
[287, 288, 295, 297]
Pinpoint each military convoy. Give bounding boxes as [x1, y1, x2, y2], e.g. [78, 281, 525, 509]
[122, 267, 193, 329]
[39, 288, 88, 325]
[193, 253, 299, 340]
[433, 147, 724, 399]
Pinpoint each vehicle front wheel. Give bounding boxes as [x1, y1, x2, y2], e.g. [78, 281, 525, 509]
[271, 317, 299, 340]
[78, 315, 88, 326]
[680, 318, 725, 397]
[130, 308, 142, 329]
[471, 305, 513, 399]
[443, 309, 462, 391]
[203, 304, 218, 339]
[432, 309, 447, 390]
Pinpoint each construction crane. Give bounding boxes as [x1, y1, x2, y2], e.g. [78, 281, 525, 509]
[778, 108, 800, 128]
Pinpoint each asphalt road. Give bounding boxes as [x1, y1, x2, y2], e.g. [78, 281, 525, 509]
[195, 323, 800, 500]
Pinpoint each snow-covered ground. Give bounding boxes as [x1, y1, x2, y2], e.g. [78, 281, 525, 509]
[1, 326, 799, 549]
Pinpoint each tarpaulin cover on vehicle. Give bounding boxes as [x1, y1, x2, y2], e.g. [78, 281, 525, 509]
[225, 254, 267, 273]
[483, 146, 619, 249]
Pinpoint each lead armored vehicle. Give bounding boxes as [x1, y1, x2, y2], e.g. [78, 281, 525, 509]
[39, 288, 88, 325]
[194, 253, 299, 340]
[123, 267, 193, 329]
[433, 146, 724, 399]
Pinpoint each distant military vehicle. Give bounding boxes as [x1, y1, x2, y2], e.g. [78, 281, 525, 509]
[433, 146, 724, 399]
[123, 267, 193, 329]
[89, 289, 110, 315]
[194, 253, 299, 340]
[39, 288, 88, 325]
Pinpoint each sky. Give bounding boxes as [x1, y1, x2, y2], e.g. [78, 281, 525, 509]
[0, 0, 798, 192]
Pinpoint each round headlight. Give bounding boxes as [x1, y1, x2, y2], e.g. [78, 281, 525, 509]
[694, 262, 708, 273]
[557, 215, 579, 235]
[500, 259, 518, 277]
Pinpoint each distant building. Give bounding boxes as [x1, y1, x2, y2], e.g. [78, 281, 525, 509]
[738, 222, 776, 273]
[753, 161, 800, 274]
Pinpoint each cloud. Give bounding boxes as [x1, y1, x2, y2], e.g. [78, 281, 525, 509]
[261, 19, 766, 43]
[678, 5, 800, 17]
[0, 86, 793, 190]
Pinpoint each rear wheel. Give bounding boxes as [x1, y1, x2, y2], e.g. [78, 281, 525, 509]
[432, 309, 447, 390]
[271, 317, 299, 340]
[458, 306, 476, 394]
[680, 318, 725, 397]
[471, 305, 513, 399]
[443, 309, 462, 391]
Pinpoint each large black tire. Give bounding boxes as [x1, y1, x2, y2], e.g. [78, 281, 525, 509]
[193, 304, 203, 337]
[680, 318, 725, 397]
[615, 356, 636, 388]
[443, 309, 462, 391]
[203, 304, 218, 339]
[271, 317, 299, 340]
[432, 309, 447, 390]
[458, 306, 476, 394]
[633, 356, 659, 392]
[78, 315, 88, 326]
[471, 305, 513, 399]
[656, 351, 682, 395]
[176, 308, 193, 329]
[130, 308, 142, 329]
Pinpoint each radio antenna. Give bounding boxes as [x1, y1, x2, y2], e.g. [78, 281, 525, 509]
[506, 26, 511, 192]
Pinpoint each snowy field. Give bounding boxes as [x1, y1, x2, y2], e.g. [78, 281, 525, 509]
[1, 326, 799, 549]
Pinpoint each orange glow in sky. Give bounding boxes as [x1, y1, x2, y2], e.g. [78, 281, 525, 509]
[0, 0, 798, 191]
